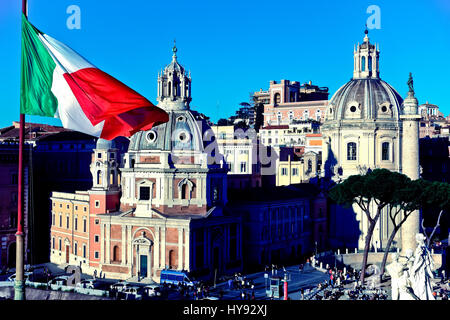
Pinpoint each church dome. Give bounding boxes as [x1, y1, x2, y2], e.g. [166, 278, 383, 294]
[128, 109, 211, 153]
[327, 78, 403, 121]
[96, 138, 116, 149]
[325, 29, 403, 122]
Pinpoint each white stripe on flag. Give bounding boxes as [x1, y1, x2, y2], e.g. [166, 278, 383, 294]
[38, 33, 94, 74]
[51, 64, 104, 137]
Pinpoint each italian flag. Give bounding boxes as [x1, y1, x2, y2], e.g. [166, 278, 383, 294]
[20, 14, 168, 140]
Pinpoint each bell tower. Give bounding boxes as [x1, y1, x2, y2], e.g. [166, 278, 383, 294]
[90, 139, 120, 191]
[353, 28, 380, 79]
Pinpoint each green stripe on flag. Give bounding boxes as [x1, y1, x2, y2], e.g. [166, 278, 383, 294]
[20, 14, 58, 117]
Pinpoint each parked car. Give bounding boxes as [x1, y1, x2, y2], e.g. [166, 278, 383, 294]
[48, 275, 69, 286]
[201, 296, 219, 300]
[110, 281, 129, 292]
[7, 272, 33, 283]
[8, 272, 33, 283]
[143, 284, 161, 297]
[120, 286, 143, 300]
[76, 279, 101, 289]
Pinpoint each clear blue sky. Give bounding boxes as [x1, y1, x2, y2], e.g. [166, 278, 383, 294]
[1, 0, 449, 127]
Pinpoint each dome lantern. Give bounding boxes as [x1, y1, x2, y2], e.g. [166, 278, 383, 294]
[353, 28, 380, 79]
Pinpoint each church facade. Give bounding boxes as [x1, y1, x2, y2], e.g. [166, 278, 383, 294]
[322, 30, 421, 253]
[50, 45, 242, 281]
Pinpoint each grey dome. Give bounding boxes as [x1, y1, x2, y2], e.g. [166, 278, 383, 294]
[96, 138, 116, 150]
[328, 78, 403, 121]
[128, 110, 211, 152]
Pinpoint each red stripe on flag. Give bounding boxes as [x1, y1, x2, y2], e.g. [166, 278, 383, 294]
[63, 67, 166, 127]
[100, 106, 169, 140]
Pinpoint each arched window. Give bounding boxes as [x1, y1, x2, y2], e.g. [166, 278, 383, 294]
[113, 245, 120, 262]
[181, 184, 188, 200]
[59, 238, 62, 251]
[368, 56, 372, 72]
[274, 93, 281, 105]
[168, 82, 172, 96]
[382, 142, 390, 161]
[97, 171, 102, 185]
[74, 242, 78, 256]
[110, 170, 115, 185]
[361, 56, 366, 72]
[308, 159, 312, 172]
[347, 142, 357, 161]
[52, 237, 55, 249]
[168, 250, 175, 269]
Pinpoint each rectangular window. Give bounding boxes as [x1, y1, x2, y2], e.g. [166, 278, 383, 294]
[347, 142, 357, 161]
[95, 219, 99, 225]
[95, 200, 100, 208]
[140, 186, 151, 200]
[94, 251, 99, 259]
[240, 162, 247, 173]
[83, 245, 86, 258]
[281, 168, 288, 176]
[11, 173, 18, 185]
[95, 235, 99, 243]
[83, 219, 87, 233]
[66, 216, 69, 229]
[382, 142, 390, 161]
[292, 168, 298, 176]
[74, 217, 78, 231]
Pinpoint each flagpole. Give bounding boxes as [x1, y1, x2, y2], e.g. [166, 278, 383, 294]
[15, 0, 27, 301]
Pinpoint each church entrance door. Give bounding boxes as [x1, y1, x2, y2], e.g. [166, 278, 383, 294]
[140, 255, 148, 278]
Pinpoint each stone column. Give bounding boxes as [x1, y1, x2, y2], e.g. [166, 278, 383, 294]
[184, 227, 190, 270]
[161, 227, 166, 268]
[121, 225, 126, 265]
[400, 90, 421, 253]
[155, 227, 160, 268]
[100, 223, 105, 264]
[178, 228, 183, 270]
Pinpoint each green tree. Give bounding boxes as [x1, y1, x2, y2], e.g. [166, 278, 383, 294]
[329, 169, 411, 283]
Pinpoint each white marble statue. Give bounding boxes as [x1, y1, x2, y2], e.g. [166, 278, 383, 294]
[386, 253, 404, 300]
[410, 233, 435, 300]
[398, 271, 416, 300]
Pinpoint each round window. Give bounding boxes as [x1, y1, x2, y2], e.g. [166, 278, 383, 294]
[146, 131, 157, 143]
[381, 106, 388, 113]
[177, 116, 186, 122]
[178, 130, 190, 143]
[350, 106, 357, 113]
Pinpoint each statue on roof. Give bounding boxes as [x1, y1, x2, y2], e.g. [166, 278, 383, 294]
[407, 72, 414, 94]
